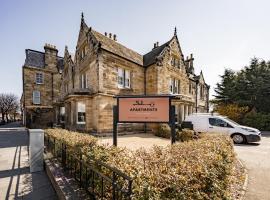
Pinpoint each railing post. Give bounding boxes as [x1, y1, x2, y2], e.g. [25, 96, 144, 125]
[53, 138, 56, 156]
[79, 152, 82, 187]
[170, 105, 176, 144]
[113, 106, 118, 146]
[127, 180, 133, 199]
[112, 172, 116, 200]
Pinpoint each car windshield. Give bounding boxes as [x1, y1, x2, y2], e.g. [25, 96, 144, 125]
[224, 118, 240, 126]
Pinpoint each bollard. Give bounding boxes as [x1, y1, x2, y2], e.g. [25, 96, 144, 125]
[29, 129, 44, 172]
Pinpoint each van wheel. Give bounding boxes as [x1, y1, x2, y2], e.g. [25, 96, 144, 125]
[232, 134, 246, 144]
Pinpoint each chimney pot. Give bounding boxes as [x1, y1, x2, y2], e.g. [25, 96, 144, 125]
[154, 43, 156, 48]
[190, 53, 193, 58]
[105, 32, 107, 36]
[109, 33, 112, 39]
[156, 42, 159, 47]
[113, 34, 117, 41]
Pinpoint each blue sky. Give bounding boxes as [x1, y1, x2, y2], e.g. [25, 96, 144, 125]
[0, 0, 269, 99]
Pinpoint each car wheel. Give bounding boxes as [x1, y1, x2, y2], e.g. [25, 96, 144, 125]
[232, 134, 246, 144]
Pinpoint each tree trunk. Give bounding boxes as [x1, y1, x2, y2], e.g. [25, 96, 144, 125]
[1, 112, 4, 122]
[5, 113, 9, 122]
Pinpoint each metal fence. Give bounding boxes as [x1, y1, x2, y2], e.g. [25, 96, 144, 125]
[44, 134, 133, 200]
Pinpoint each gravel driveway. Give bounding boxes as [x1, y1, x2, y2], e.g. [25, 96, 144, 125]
[234, 132, 270, 200]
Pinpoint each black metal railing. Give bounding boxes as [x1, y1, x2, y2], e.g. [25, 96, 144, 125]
[44, 134, 133, 200]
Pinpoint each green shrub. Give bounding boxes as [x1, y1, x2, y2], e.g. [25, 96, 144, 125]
[243, 112, 270, 131]
[45, 129, 238, 199]
[155, 123, 171, 138]
[178, 128, 195, 142]
[155, 124, 197, 142]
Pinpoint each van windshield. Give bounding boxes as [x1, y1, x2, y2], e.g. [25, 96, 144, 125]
[225, 118, 240, 126]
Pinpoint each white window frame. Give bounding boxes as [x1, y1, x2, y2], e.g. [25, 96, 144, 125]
[174, 79, 179, 94]
[36, 72, 43, 84]
[117, 68, 124, 88]
[33, 90, 41, 105]
[124, 70, 130, 88]
[77, 102, 86, 124]
[60, 107, 65, 122]
[80, 73, 88, 89]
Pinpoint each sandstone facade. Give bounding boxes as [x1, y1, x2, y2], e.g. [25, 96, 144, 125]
[22, 13, 209, 133]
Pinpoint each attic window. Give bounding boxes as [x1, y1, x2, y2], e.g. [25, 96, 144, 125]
[171, 57, 180, 68]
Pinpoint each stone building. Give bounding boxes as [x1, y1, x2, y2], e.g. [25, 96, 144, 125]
[22, 13, 209, 132]
[21, 44, 63, 128]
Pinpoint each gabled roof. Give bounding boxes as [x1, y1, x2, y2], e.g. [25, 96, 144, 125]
[90, 30, 143, 65]
[143, 40, 171, 67]
[24, 49, 64, 70]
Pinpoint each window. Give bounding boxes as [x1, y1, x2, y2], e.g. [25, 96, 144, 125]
[200, 85, 204, 100]
[117, 68, 130, 88]
[80, 73, 88, 89]
[189, 82, 192, 94]
[36, 73, 43, 84]
[169, 78, 180, 94]
[209, 118, 233, 128]
[174, 79, 180, 94]
[169, 78, 173, 94]
[77, 102, 86, 124]
[33, 91, 40, 104]
[60, 107, 65, 122]
[171, 57, 180, 68]
[65, 84, 68, 93]
[125, 70, 130, 88]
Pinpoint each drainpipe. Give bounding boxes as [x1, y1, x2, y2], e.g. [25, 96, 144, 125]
[51, 73, 54, 101]
[143, 66, 147, 133]
[195, 81, 198, 113]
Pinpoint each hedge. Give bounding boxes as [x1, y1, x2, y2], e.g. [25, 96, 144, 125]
[45, 129, 239, 199]
[155, 123, 199, 142]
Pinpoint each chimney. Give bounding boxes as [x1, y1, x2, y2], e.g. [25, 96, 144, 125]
[153, 43, 157, 49]
[189, 53, 194, 68]
[105, 32, 107, 36]
[109, 33, 112, 39]
[44, 43, 58, 71]
[113, 34, 117, 41]
[156, 42, 159, 47]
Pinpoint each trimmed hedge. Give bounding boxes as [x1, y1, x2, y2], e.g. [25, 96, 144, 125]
[45, 129, 238, 199]
[154, 123, 198, 142]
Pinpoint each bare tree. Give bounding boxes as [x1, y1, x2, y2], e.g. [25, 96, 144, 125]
[0, 93, 19, 122]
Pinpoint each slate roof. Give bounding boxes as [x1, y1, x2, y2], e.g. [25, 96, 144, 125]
[25, 49, 45, 68]
[143, 41, 170, 67]
[24, 49, 64, 70]
[91, 30, 143, 65]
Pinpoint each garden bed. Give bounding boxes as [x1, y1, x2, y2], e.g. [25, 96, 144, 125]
[45, 128, 245, 199]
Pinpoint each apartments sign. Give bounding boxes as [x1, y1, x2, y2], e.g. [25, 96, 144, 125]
[118, 97, 170, 122]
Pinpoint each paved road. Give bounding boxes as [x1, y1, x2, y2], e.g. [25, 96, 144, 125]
[0, 122, 57, 200]
[234, 132, 270, 200]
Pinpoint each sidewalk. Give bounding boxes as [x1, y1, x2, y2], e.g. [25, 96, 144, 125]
[0, 123, 57, 199]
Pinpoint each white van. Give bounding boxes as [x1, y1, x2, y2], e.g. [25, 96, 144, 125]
[184, 113, 261, 144]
